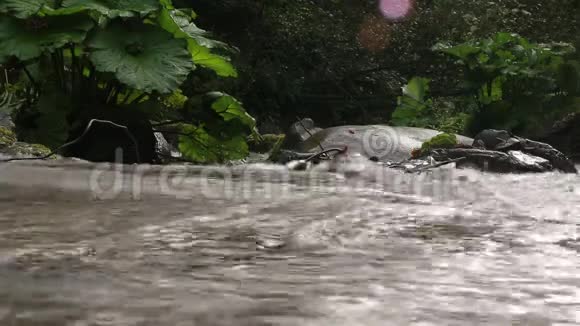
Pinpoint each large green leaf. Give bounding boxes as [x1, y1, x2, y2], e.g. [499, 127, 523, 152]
[188, 41, 237, 77]
[178, 124, 249, 163]
[402, 77, 430, 102]
[391, 77, 432, 127]
[158, 8, 230, 50]
[0, 0, 55, 18]
[208, 92, 256, 132]
[87, 22, 193, 93]
[157, 7, 237, 77]
[54, 0, 158, 18]
[0, 15, 94, 62]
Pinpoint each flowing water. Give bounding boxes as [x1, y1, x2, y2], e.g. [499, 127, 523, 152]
[0, 160, 579, 325]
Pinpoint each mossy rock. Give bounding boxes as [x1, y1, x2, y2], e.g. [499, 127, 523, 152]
[6, 142, 57, 159]
[248, 134, 285, 153]
[420, 133, 458, 154]
[0, 127, 17, 149]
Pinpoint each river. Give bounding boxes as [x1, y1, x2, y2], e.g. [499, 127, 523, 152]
[0, 160, 579, 325]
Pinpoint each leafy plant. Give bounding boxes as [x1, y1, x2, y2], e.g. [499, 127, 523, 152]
[391, 77, 432, 127]
[420, 133, 458, 154]
[0, 0, 255, 163]
[391, 77, 470, 133]
[433, 32, 579, 135]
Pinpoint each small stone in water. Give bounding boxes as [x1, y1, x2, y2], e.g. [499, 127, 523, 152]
[256, 238, 286, 250]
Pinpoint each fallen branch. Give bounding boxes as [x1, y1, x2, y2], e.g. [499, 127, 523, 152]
[304, 147, 348, 162]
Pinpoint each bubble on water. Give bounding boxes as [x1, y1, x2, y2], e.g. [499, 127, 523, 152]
[379, 0, 413, 20]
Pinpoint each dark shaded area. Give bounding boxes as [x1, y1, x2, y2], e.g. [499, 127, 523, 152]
[181, 0, 580, 132]
[65, 108, 156, 164]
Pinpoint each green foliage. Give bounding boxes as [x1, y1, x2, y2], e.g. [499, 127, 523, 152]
[0, 0, 253, 163]
[208, 92, 257, 134]
[88, 22, 192, 93]
[178, 124, 249, 163]
[0, 15, 94, 61]
[248, 133, 284, 153]
[0, 0, 52, 18]
[433, 32, 579, 135]
[157, 3, 237, 77]
[0, 126, 17, 148]
[391, 77, 470, 133]
[175, 92, 256, 163]
[56, 0, 159, 18]
[161, 89, 188, 110]
[420, 133, 458, 154]
[391, 77, 432, 127]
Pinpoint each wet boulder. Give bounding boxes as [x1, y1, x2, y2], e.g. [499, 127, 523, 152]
[473, 129, 512, 149]
[282, 118, 323, 150]
[153, 132, 183, 164]
[285, 124, 473, 162]
[430, 148, 554, 173]
[425, 129, 577, 173]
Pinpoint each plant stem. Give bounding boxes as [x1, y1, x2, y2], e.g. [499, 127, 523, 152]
[69, 44, 78, 96]
[110, 85, 123, 105]
[56, 49, 66, 91]
[51, 53, 62, 88]
[129, 93, 148, 105]
[121, 89, 135, 104]
[152, 120, 188, 127]
[22, 65, 38, 89]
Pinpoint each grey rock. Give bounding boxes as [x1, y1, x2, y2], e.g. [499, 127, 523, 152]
[153, 132, 181, 163]
[0, 112, 14, 130]
[283, 118, 323, 149]
[292, 125, 473, 162]
[431, 148, 553, 173]
[473, 129, 512, 150]
[507, 150, 552, 171]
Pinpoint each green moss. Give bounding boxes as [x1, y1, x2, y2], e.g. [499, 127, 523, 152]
[248, 133, 285, 153]
[0, 127, 17, 149]
[420, 133, 458, 154]
[267, 134, 286, 162]
[7, 142, 55, 159]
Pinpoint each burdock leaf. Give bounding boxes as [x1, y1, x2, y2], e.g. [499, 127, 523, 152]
[87, 22, 193, 93]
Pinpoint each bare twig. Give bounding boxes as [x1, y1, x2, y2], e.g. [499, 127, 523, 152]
[0, 119, 140, 163]
[151, 120, 188, 127]
[304, 147, 347, 162]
